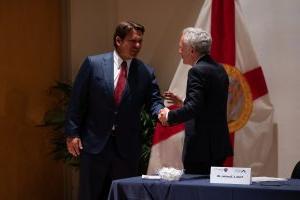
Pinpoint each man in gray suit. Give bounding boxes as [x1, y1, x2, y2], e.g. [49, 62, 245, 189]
[65, 21, 164, 200]
[159, 27, 232, 175]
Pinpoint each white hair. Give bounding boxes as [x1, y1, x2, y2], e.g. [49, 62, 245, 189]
[182, 27, 212, 55]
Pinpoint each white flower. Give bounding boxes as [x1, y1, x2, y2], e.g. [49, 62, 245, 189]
[157, 167, 184, 181]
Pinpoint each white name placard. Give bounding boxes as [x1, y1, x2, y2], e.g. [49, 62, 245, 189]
[210, 167, 251, 185]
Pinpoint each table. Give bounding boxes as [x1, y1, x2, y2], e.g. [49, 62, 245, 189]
[108, 176, 300, 200]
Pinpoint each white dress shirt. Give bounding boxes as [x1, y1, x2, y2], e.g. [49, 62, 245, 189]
[113, 50, 131, 89]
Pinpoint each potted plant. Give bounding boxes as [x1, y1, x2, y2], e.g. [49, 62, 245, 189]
[39, 82, 79, 167]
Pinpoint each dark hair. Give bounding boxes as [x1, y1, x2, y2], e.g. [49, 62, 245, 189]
[113, 21, 145, 48]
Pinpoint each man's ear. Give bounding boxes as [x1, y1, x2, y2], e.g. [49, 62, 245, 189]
[190, 47, 195, 54]
[116, 36, 122, 47]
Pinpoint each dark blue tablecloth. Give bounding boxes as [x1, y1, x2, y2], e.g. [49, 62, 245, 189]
[108, 176, 300, 200]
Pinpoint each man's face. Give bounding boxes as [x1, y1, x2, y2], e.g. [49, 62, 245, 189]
[178, 35, 193, 65]
[116, 29, 143, 60]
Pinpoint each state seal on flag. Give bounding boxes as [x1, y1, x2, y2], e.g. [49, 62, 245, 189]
[223, 64, 253, 133]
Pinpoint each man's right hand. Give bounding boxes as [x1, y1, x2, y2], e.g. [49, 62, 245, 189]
[66, 137, 83, 157]
[158, 107, 170, 126]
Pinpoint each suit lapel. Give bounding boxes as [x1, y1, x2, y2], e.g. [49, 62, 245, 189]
[103, 53, 114, 98]
[121, 58, 137, 104]
[102, 54, 138, 106]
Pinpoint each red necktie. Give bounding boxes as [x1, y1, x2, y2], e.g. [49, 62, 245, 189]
[114, 61, 127, 105]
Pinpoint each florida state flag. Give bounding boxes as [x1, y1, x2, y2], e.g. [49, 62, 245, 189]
[148, 0, 276, 176]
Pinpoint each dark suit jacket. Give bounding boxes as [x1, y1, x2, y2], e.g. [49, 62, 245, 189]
[65, 52, 164, 161]
[168, 55, 233, 164]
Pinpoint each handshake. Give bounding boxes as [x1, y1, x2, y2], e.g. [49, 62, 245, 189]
[158, 91, 183, 126]
[158, 107, 170, 126]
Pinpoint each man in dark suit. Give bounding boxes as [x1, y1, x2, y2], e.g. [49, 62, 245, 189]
[159, 27, 232, 175]
[65, 21, 164, 200]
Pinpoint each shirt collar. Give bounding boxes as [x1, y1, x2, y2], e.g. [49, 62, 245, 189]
[194, 54, 205, 65]
[114, 50, 132, 69]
